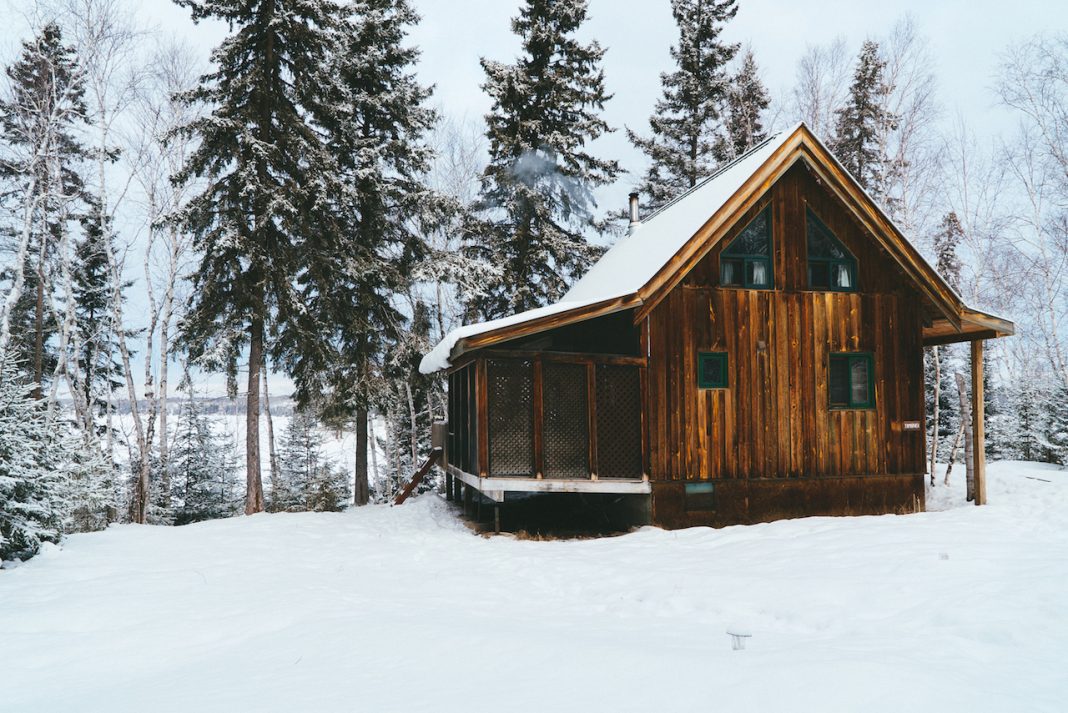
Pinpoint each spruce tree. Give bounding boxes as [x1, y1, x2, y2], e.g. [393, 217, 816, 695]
[0, 351, 68, 562]
[172, 0, 348, 514]
[274, 409, 347, 512]
[831, 40, 897, 195]
[627, 0, 738, 211]
[71, 204, 126, 421]
[281, 0, 438, 506]
[1043, 377, 1068, 465]
[1015, 373, 1044, 462]
[716, 48, 770, 162]
[171, 371, 239, 525]
[468, 0, 620, 319]
[0, 23, 90, 395]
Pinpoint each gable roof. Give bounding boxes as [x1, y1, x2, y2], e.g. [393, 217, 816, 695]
[421, 122, 1012, 374]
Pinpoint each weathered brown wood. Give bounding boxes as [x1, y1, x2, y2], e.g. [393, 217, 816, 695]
[476, 358, 489, 478]
[972, 340, 987, 505]
[922, 328, 1002, 347]
[394, 449, 443, 505]
[473, 348, 646, 367]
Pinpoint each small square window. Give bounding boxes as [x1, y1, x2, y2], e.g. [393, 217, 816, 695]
[685, 482, 716, 511]
[698, 352, 728, 389]
[829, 353, 874, 409]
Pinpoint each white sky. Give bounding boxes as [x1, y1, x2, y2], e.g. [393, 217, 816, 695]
[0, 0, 1059, 396]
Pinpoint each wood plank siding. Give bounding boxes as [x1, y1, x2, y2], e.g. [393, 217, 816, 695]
[645, 163, 927, 486]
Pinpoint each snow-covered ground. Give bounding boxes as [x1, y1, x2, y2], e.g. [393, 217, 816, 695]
[2, 461, 1066, 712]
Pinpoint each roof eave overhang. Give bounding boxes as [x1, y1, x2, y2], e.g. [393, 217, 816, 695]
[445, 294, 642, 367]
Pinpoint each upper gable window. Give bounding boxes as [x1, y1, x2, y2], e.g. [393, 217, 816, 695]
[807, 209, 857, 291]
[720, 207, 772, 289]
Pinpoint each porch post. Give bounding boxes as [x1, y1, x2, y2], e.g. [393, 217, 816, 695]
[971, 340, 987, 505]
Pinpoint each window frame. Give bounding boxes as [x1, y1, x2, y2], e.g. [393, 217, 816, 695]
[828, 352, 875, 410]
[720, 206, 774, 290]
[806, 208, 858, 293]
[697, 351, 729, 390]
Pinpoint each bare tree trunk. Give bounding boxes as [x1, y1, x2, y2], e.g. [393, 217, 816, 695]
[262, 356, 279, 509]
[158, 303, 172, 497]
[955, 372, 975, 501]
[32, 255, 46, 400]
[354, 407, 370, 506]
[0, 179, 40, 354]
[405, 381, 418, 465]
[944, 419, 965, 486]
[368, 413, 380, 484]
[245, 315, 265, 514]
[929, 345, 940, 485]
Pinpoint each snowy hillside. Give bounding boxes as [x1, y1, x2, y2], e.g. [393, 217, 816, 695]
[2, 461, 1066, 713]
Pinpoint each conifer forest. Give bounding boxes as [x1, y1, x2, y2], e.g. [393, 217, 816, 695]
[1, 3, 1067, 709]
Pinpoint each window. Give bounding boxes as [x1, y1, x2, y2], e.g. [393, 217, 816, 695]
[721, 207, 772, 289]
[685, 482, 716, 511]
[807, 209, 857, 291]
[698, 352, 728, 389]
[829, 353, 874, 409]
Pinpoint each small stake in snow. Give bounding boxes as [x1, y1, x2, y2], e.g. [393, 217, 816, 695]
[727, 630, 751, 651]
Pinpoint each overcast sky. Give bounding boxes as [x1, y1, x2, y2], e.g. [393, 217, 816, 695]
[0, 0, 1059, 395]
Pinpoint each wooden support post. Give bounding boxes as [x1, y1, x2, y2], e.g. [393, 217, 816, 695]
[445, 472, 453, 502]
[494, 504, 501, 534]
[587, 362, 598, 479]
[533, 358, 544, 479]
[971, 340, 987, 505]
[476, 359, 489, 478]
[463, 482, 473, 517]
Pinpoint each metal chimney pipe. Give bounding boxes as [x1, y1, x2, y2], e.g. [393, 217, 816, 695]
[628, 192, 641, 234]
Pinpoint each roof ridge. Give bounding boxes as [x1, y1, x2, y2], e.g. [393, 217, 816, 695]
[637, 129, 787, 226]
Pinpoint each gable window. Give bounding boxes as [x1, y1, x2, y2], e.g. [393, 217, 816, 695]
[720, 207, 772, 289]
[829, 353, 874, 409]
[698, 352, 728, 389]
[807, 209, 857, 291]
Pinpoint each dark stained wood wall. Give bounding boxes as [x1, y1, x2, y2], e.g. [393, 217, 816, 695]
[644, 162, 928, 482]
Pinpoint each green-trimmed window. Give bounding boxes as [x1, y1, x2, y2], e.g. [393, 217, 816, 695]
[720, 207, 772, 289]
[698, 352, 728, 389]
[829, 353, 874, 409]
[807, 209, 857, 291]
[685, 482, 716, 511]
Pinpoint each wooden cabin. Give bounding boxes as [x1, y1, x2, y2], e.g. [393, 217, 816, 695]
[420, 123, 1014, 529]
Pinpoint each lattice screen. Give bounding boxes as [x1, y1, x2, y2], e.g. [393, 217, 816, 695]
[543, 362, 589, 479]
[596, 365, 643, 479]
[488, 359, 534, 477]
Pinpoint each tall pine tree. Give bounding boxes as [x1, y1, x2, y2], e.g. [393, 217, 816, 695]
[716, 47, 769, 162]
[831, 40, 897, 196]
[467, 0, 620, 319]
[277, 0, 438, 505]
[173, 0, 348, 514]
[0, 23, 90, 396]
[627, 0, 738, 211]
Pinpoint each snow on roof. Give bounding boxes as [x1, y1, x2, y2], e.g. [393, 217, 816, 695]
[420, 126, 800, 374]
[419, 298, 610, 375]
[563, 125, 798, 303]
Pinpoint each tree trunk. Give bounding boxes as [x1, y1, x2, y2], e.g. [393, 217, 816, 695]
[929, 345, 940, 485]
[944, 419, 965, 486]
[263, 357, 279, 509]
[33, 258, 46, 400]
[406, 381, 418, 464]
[354, 407, 370, 506]
[245, 315, 266, 514]
[955, 371, 975, 501]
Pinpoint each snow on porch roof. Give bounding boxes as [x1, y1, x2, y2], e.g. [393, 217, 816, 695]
[418, 126, 799, 375]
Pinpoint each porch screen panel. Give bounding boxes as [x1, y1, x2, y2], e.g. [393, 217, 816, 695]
[596, 365, 643, 479]
[488, 359, 534, 476]
[543, 362, 589, 478]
